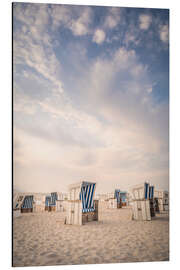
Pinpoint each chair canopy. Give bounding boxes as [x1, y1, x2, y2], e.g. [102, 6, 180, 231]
[149, 186, 154, 200]
[45, 192, 58, 206]
[114, 189, 121, 202]
[69, 181, 96, 213]
[21, 195, 33, 209]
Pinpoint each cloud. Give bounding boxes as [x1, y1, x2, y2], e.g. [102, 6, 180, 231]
[70, 20, 89, 36]
[92, 29, 106, 44]
[159, 24, 169, 43]
[49, 5, 93, 36]
[50, 5, 72, 30]
[69, 7, 92, 36]
[72, 46, 168, 156]
[104, 7, 121, 29]
[124, 31, 140, 47]
[13, 4, 169, 193]
[14, 89, 38, 115]
[139, 14, 152, 30]
[13, 3, 64, 98]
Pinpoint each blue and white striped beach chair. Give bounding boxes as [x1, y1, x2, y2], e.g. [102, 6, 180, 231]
[66, 181, 98, 225]
[131, 182, 155, 221]
[45, 193, 58, 211]
[79, 182, 96, 213]
[21, 195, 34, 213]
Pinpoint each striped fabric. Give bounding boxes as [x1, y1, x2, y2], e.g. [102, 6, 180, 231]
[144, 183, 149, 200]
[50, 192, 58, 206]
[45, 193, 58, 206]
[79, 182, 96, 213]
[21, 195, 34, 209]
[45, 196, 51, 206]
[144, 183, 154, 200]
[114, 189, 121, 203]
[149, 186, 154, 199]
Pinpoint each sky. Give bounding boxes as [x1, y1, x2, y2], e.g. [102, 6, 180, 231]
[13, 3, 169, 194]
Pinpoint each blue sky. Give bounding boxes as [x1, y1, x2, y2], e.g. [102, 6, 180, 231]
[13, 3, 169, 193]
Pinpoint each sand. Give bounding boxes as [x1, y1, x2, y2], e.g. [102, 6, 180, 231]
[13, 206, 169, 267]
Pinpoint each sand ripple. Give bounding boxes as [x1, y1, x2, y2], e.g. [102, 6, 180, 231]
[13, 208, 169, 266]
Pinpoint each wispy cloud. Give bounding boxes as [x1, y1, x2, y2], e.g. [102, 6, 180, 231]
[13, 4, 64, 98]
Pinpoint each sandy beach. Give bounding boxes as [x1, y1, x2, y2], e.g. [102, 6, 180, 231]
[13, 206, 169, 267]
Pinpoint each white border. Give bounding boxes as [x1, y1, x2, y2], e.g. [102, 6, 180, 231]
[1, 0, 180, 269]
